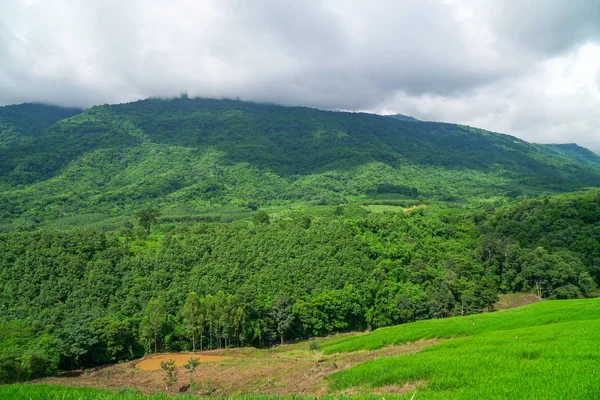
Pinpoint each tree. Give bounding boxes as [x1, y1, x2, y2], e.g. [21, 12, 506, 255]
[160, 359, 178, 391]
[183, 357, 200, 386]
[135, 207, 161, 235]
[140, 298, 166, 353]
[252, 211, 269, 225]
[270, 295, 294, 345]
[182, 292, 201, 351]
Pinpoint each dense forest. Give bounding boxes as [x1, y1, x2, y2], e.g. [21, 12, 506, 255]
[1, 191, 598, 382]
[0, 98, 599, 384]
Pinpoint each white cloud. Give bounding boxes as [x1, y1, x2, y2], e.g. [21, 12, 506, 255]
[379, 42, 600, 153]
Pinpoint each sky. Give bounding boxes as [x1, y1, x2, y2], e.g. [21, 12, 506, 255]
[1, 0, 600, 153]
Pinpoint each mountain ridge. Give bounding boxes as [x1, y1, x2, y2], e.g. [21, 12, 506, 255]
[0, 97, 598, 230]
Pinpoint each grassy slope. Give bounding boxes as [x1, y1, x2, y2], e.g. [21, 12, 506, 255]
[325, 298, 600, 399]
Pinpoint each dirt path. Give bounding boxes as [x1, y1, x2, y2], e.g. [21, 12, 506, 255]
[34, 338, 439, 396]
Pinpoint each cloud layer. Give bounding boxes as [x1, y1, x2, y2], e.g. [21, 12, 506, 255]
[1, 0, 599, 152]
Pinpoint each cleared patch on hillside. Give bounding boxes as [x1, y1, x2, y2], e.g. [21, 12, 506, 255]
[135, 353, 236, 371]
[35, 338, 439, 396]
[493, 293, 540, 311]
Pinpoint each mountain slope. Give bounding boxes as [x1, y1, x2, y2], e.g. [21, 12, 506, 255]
[0, 103, 82, 149]
[386, 113, 419, 121]
[0, 97, 598, 230]
[541, 143, 600, 170]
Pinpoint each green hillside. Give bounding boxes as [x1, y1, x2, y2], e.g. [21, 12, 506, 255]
[542, 143, 600, 170]
[3, 299, 600, 399]
[386, 113, 419, 122]
[0, 97, 599, 231]
[325, 298, 600, 399]
[0, 103, 82, 149]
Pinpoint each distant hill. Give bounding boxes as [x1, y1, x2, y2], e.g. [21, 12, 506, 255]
[541, 143, 600, 170]
[0, 97, 598, 230]
[386, 113, 419, 122]
[0, 103, 82, 149]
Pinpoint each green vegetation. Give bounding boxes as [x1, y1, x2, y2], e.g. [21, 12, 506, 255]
[160, 359, 178, 390]
[542, 143, 600, 170]
[326, 299, 600, 399]
[0, 97, 598, 392]
[0, 103, 81, 149]
[1, 97, 599, 231]
[322, 298, 600, 353]
[0, 190, 598, 383]
[0, 385, 192, 399]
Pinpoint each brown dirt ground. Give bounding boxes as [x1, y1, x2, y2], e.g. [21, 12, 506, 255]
[136, 353, 236, 371]
[32, 337, 439, 397]
[494, 293, 540, 311]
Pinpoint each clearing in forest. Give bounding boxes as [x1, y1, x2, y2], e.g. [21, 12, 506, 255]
[135, 353, 235, 371]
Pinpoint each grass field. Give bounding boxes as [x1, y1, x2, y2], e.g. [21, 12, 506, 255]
[0, 385, 167, 399]
[325, 298, 600, 399]
[322, 298, 600, 354]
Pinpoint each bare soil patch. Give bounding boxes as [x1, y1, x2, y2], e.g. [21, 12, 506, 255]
[494, 293, 540, 311]
[33, 338, 439, 396]
[136, 353, 235, 371]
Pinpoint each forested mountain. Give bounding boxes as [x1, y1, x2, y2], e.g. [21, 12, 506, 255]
[0, 97, 599, 231]
[386, 113, 419, 122]
[0, 103, 82, 149]
[541, 143, 600, 170]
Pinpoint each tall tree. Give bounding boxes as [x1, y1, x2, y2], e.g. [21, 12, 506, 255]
[182, 292, 200, 351]
[140, 298, 166, 353]
[135, 207, 161, 235]
[271, 295, 294, 345]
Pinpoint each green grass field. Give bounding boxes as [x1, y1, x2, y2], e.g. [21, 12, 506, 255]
[0, 385, 159, 400]
[325, 298, 600, 399]
[322, 298, 600, 353]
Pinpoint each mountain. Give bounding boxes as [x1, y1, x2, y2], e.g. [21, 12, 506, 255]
[0, 97, 598, 230]
[541, 143, 600, 170]
[386, 113, 419, 122]
[0, 103, 82, 149]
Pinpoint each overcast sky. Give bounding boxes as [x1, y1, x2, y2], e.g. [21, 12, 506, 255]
[1, 0, 599, 153]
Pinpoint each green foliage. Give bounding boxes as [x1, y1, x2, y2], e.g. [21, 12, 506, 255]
[159, 359, 177, 390]
[135, 208, 161, 235]
[270, 295, 294, 344]
[140, 299, 166, 353]
[183, 357, 200, 385]
[252, 210, 270, 225]
[0, 191, 599, 383]
[0, 103, 81, 149]
[326, 299, 600, 399]
[0, 97, 598, 387]
[308, 340, 320, 352]
[0, 97, 598, 230]
[0, 322, 60, 383]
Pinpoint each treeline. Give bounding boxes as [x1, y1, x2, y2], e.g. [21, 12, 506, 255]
[0, 191, 598, 382]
